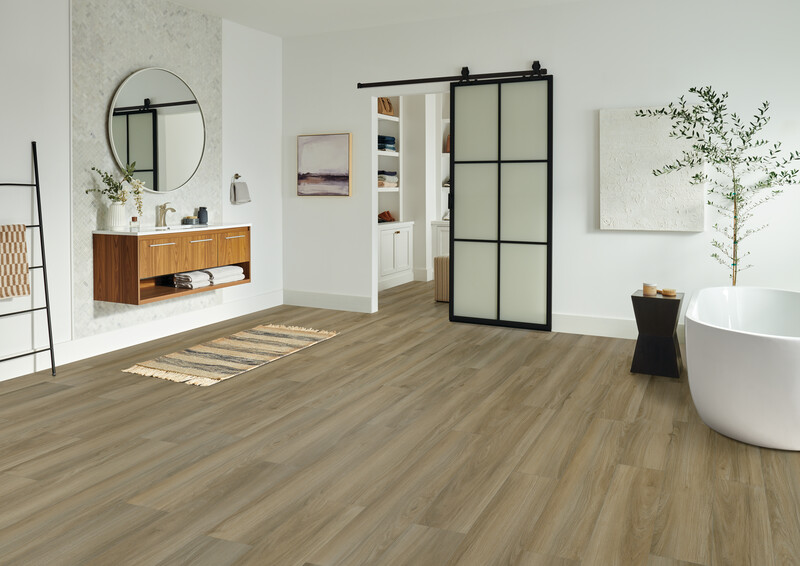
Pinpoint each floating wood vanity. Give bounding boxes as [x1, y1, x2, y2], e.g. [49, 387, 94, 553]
[92, 224, 251, 305]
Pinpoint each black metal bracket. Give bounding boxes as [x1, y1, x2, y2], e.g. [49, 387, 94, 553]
[112, 99, 198, 114]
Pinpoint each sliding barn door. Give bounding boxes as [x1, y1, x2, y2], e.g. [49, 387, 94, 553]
[449, 76, 552, 330]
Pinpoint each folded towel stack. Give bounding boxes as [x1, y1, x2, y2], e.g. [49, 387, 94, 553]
[173, 270, 211, 289]
[378, 135, 397, 151]
[173, 265, 245, 288]
[204, 265, 245, 285]
[377, 169, 399, 188]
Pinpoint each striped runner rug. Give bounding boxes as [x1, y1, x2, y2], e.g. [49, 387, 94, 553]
[123, 324, 337, 386]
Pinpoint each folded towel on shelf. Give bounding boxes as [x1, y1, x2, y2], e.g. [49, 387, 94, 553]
[377, 175, 399, 183]
[377, 135, 396, 143]
[230, 181, 251, 204]
[173, 270, 211, 283]
[378, 170, 397, 176]
[211, 273, 246, 286]
[175, 279, 212, 290]
[378, 181, 399, 188]
[0, 224, 30, 299]
[203, 265, 245, 280]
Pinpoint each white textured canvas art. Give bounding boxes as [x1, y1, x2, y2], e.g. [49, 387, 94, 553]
[599, 108, 704, 231]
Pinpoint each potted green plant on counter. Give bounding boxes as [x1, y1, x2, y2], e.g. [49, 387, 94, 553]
[86, 163, 144, 231]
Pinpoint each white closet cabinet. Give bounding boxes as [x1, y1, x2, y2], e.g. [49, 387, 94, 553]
[378, 221, 414, 290]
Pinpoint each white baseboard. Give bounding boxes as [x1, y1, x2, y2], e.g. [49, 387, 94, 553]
[1, 289, 284, 382]
[414, 267, 433, 282]
[553, 313, 637, 340]
[378, 271, 414, 292]
[553, 313, 686, 343]
[283, 289, 373, 313]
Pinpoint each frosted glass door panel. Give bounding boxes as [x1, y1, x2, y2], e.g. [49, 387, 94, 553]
[453, 242, 497, 320]
[453, 164, 498, 241]
[128, 113, 154, 169]
[454, 84, 498, 161]
[500, 163, 548, 242]
[501, 81, 548, 161]
[499, 244, 547, 324]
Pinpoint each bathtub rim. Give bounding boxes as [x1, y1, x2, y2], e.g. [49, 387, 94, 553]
[685, 285, 800, 341]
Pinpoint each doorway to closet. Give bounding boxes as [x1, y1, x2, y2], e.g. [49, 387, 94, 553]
[373, 93, 450, 299]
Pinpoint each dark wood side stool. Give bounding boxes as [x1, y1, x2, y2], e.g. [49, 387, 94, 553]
[630, 290, 684, 378]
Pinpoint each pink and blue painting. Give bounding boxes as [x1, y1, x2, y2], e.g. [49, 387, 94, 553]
[297, 133, 352, 196]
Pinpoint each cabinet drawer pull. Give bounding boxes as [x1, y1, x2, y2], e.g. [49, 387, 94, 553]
[149, 242, 177, 247]
[394, 230, 400, 234]
[190, 238, 213, 243]
[225, 235, 245, 240]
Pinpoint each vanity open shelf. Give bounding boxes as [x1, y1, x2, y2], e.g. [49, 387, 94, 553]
[93, 224, 251, 305]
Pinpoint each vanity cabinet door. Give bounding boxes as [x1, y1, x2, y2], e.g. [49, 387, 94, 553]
[139, 235, 182, 278]
[217, 227, 250, 266]
[183, 233, 217, 272]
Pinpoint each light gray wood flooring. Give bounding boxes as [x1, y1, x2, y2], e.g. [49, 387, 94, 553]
[0, 281, 798, 565]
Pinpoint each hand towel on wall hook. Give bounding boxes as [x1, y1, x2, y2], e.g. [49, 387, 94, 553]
[230, 173, 251, 204]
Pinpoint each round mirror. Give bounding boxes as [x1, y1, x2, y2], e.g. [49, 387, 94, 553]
[108, 68, 205, 192]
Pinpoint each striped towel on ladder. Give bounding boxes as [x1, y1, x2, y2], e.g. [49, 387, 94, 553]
[0, 225, 30, 298]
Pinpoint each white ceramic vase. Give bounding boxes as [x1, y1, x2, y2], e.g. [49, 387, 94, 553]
[107, 201, 127, 231]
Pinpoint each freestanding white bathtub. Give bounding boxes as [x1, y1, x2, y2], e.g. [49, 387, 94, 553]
[686, 286, 800, 450]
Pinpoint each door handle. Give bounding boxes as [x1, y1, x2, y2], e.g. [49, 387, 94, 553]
[149, 242, 177, 247]
[190, 238, 213, 243]
[225, 235, 245, 240]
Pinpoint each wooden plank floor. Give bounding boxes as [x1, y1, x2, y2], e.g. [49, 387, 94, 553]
[1, 281, 799, 565]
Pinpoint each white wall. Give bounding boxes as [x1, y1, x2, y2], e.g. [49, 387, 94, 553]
[281, 0, 800, 335]
[400, 94, 433, 282]
[221, 20, 284, 305]
[0, 3, 283, 381]
[0, 0, 71, 378]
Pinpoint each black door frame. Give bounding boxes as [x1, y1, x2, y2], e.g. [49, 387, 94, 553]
[448, 74, 553, 331]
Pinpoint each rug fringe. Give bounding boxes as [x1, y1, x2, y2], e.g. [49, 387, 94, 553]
[123, 365, 208, 385]
[266, 324, 337, 336]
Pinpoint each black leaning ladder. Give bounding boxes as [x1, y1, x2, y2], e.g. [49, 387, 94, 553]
[0, 142, 56, 376]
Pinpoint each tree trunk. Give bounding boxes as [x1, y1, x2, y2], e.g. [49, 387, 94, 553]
[732, 180, 738, 286]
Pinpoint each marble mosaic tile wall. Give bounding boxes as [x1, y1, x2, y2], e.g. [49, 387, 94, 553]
[72, 0, 222, 338]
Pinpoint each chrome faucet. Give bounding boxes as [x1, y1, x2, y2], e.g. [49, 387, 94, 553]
[156, 202, 176, 227]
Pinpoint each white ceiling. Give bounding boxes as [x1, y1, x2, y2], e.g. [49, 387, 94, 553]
[172, 0, 569, 38]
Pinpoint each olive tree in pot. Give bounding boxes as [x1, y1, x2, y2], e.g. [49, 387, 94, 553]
[637, 87, 800, 285]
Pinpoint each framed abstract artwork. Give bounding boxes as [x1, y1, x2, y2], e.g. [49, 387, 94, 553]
[297, 133, 352, 196]
[599, 108, 703, 231]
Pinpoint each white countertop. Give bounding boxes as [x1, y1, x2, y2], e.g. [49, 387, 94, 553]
[377, 220, 415, 230]
[93, 223, 251, 236]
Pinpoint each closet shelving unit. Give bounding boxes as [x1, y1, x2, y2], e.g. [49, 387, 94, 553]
[376, 100, 402, 212]
[374, 97, 414, 291]
[0, 142, 56, 376]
